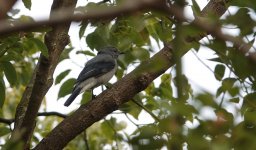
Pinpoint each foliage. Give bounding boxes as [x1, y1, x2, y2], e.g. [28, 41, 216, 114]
[0, 0, 256, 149]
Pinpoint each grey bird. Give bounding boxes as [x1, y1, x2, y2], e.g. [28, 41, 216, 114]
[64, 46, 122, 107]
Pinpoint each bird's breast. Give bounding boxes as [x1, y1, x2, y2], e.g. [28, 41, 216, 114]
[96, 67, 116, 86]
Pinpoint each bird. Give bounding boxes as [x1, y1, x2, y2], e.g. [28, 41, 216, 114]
[64, 46, 122, 107]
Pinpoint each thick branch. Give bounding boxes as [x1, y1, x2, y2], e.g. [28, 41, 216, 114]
[11, 0, 77, 149]
[0, 0, 164, 36]
[35, 0, 229, 149]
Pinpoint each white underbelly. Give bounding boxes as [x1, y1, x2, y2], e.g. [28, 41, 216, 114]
[78, 67, 117, 93]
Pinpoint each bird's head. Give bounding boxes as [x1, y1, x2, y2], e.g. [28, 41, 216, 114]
[98, 46, 123, 59]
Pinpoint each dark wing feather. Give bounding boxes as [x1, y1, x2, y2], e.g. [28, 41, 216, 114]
[76, 61, 115, 83]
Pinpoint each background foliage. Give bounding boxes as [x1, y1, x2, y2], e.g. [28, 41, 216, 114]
[0, 0, 256, 149]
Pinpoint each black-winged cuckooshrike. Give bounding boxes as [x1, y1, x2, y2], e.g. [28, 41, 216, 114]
[64, 46, 122, 106]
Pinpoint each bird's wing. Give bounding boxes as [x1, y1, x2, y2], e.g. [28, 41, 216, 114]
[76, 60, 115, 83]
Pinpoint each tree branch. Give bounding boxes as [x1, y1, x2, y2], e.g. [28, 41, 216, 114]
[34, 1, 229, 149]
[131, 99, 160, 122]
[37, 112, 67, 118]
[0, 0, 164, 36]
[0, 112, 67, 125]
[11, 0, 78, 149]
[0, 118, 14, 125]
[165, 1, 256, 65]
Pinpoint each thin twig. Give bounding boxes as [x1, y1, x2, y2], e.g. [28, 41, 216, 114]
[37, 111, 67, 118]
[0, 111, 67, 125]
[83, 130, 90, 150]
[131, 99, 160, 122]
[0, 117, 14, 125]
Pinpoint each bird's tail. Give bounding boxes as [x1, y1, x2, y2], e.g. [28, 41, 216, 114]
[64, 88, 81, 107]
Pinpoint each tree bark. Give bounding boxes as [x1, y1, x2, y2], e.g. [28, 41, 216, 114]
[11, 0, 77, 149]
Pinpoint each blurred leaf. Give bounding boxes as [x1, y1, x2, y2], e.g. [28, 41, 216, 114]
[76, 50, 96, 56]
[216, 86, 224, 97]
[230, 0, 256, 10]
[0, 127, 10, 136]
[242, 92, 256, 113]
[130, 124, 166, 149]
[119, 100, 142, 119]
[81, 91, 92, 104]
[159, 74, 173, 99]
[0, 78, 5, 108]
[173, 74, 191, 100]
[191, 0, 201, 17]
[214, 64, 225, 81]
[59, 47, 72, 62]
[30, 38, 49, 58]
[79, 21, 89, 39]
[55, 69, 71, 85]
[86, 32, 103, 50]
[207, 39, 227, 60]
[1, 61, 17, 86]
[22, 0, 32, 10]
[58, 78, 76, 99]
[196, 93, 218, 108]
[229, 97, 240, 103]
[225, 8, 255, 36]
[222, 78, 237, 91]
[101, 120, 115, 139]
[115, 67, 124, 79]
[131, 47, 150, 61]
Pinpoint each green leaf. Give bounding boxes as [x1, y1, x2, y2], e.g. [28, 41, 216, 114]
[22, 0, 32, 10]
[191, 0, 201, 17]
[86, 32, 101, 50]
[214, 64, 225, 81]
[196, 93, 218, 108]
[81, 91, 92, 104]
[159, 74, 172, 99]
[131, 47, 150, 61]
[58, 78, 76, 99]
[216, 86, 224, 97]
[0, 127, 10, 136]
[101, 120, 115, 139]
[1, 61, 17, 86]
[225, 8, 254, 36]
[86, 26, 109, 50]
[79, 21, 88, 39]
[55, 69, 71, 85]
[229, 97, 240, 103]
[119, 100, 142, 119]
[59, 47, 72, 62]
[76, 50, 96, 56]
[242, 92, 256, 113]
[222, 78, 237, 91]
[0, 78, 5, 108]
[30, 38, 49, 58]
